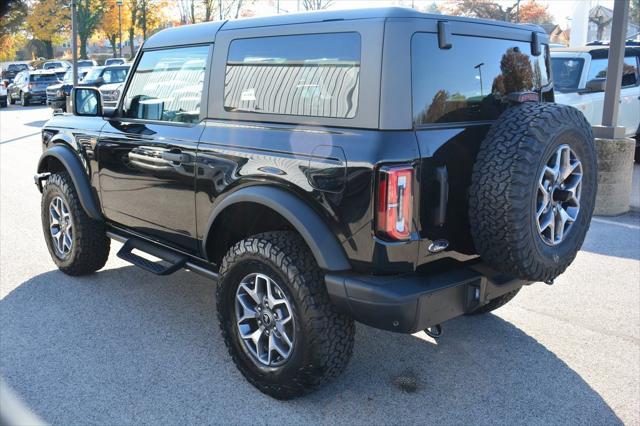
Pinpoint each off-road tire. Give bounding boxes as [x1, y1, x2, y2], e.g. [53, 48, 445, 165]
[466, 288, 521, 315]
[469, 103, 597, 283]
[216, 231, 355, 400]
[20, 92, 28, 107]
[41, 172, 110, 275]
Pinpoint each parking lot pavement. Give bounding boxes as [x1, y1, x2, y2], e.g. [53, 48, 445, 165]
[1, 105, 639, 425]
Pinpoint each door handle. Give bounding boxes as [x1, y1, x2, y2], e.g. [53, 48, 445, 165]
[161, 151, 192, 163]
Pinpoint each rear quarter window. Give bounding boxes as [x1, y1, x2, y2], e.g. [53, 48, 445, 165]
[224, 32, 361, 119]
[412, 33, 550, 126]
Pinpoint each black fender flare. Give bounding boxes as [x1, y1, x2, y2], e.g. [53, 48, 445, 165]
[203, 186, 351, 271]
[37, 144, 103, 220]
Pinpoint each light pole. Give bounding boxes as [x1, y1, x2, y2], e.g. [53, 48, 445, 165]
[71, 0, 78, 85]
[474, 62, 484, 97]
[117, 0, 123, 58]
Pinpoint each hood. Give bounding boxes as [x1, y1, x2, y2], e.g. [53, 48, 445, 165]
[99, 82, 124, 91]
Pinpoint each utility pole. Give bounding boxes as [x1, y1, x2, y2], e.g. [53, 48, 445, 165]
[71, 0, 78, 85]
[117, 0, 123, 58]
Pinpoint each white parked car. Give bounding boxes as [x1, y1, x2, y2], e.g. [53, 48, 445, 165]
[551, 45, 640, 140]
[98, 82, 124, 107]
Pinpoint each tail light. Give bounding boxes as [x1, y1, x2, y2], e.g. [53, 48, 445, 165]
[376, 165, 414, 241]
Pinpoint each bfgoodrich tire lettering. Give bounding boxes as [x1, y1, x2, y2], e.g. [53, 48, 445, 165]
[469, 103, 597, 283]
[216, 231, 355, 400]
[41, 172, 110, 275]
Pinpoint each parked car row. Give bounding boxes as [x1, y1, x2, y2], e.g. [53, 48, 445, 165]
[0, 60, 130, 110]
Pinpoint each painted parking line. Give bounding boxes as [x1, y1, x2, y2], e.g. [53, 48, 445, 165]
[591, 217, 640, 230]
[0, 132, 41, 145]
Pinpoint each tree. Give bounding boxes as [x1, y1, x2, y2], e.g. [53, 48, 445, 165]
[491, 47, 534, 96]
[100, 0, 131, 57]
[27, 0, 70, 59]
[589, 5, 612, 41]
[203, 0, 215, 21]
[76, 0, 105, 58]
[450, 0, 552, 24]
[450, 0, 509, 21]
[0, 0, 28, 61]
[125, 0, 139, 58]
[517, 0, 552, 24]
[302, 0, 332, 11]
[218, 0, 246, 19]
[631, 0, 640, 28]
[138, 0, 166, 40]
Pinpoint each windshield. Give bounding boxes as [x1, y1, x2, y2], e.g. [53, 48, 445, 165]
[551, 57, 584, 92]
[62, 69, 88, 83]
[102, 67, 129, 84]
[7, 64, 27, 72]
[82, 67, 104, 82]
[77, 60, 94, 67]
[106, 59, 124, 65]
[30, 74, 58, 83]
[43, 62, 61, 70]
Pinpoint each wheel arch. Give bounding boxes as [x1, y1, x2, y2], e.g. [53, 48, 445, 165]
[202, 186, 351, 272]
[37, 144, 103, 220]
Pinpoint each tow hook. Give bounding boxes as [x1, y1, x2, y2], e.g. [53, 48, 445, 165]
[424, 324, 443, 339]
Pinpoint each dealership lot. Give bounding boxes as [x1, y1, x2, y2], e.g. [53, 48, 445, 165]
[1, 104, 638, 424]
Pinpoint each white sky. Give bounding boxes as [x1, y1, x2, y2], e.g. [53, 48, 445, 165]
[253, 0, 616, 27]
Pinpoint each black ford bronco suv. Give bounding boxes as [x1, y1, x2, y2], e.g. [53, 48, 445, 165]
[35, 7, 597, 399]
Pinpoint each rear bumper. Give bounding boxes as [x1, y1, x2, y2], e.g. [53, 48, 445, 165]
[25, 92, 46, 102]
[325, 259, 528, 333]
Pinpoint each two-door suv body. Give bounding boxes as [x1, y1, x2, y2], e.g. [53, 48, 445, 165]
[35, 7, 597, 398]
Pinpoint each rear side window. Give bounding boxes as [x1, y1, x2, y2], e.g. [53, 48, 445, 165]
[587, 57, 639, 87]
[123, 45, 209, 123]
[224, 33, 361, 119]
[412, 33, 550, 126]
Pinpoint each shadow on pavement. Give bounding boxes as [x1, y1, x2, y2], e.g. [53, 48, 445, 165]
[24, 120, 49, 128]
[0, 266, 621, 425]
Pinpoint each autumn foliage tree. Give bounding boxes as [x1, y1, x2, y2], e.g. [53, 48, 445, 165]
[26, 0, 70, 59]
[517, 0, 552, 24]
[76, 0, 105, 58]
[0, 0, 28, 61]
[451, 0, 552, 24]
[100, 0, 131, 57]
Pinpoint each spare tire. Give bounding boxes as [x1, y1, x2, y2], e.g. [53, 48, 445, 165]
[469, 103, 596, 283]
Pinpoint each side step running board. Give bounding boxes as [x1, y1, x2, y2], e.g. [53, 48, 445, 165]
[117, 238, 187, 276]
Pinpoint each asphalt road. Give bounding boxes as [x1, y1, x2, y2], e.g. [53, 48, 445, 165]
[1, 104, 639, 425]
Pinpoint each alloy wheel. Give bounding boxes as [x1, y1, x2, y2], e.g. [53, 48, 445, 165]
[49, 196, 74, 258]
[535, 144, 583, 246]
[235, 272, 295, 367]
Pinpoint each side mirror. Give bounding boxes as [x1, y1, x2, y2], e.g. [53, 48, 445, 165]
[71, 87, 102, 116]
[585, 78, 606, 92]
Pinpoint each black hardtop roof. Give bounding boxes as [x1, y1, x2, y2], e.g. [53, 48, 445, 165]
[143, 6, 545, 49]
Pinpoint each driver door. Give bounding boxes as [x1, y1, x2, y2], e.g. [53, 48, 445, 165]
[97, 45, 211, 253]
